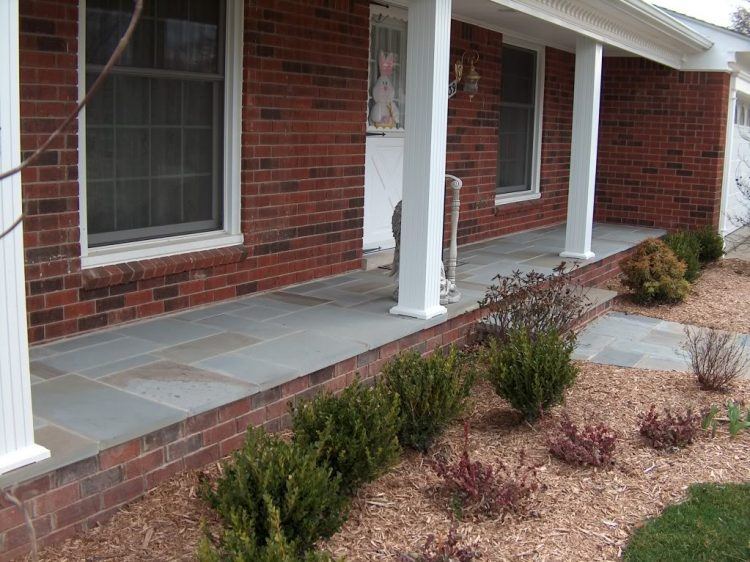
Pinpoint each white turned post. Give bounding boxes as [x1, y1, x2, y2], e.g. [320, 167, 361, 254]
[390, 0, 452, 320]
[561, 36, 603, 260]
[0, 0, 50, 475]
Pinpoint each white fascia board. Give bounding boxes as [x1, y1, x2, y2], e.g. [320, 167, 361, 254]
[486, 0, 711, 69]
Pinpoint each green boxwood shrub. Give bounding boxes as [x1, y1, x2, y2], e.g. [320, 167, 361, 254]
[202, 428, 347, 557]
[664, 231, 701, 281]
[383, 348, 475, 452]
[292, 380, 401, 494]
[198, 505, 338, 562]
[694, 227, 724, 262]
[485, 328, 578, 422]
[621, 238, 690, 304]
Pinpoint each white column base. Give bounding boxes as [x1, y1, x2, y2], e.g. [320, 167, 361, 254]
[560, 250, 595, 260]
[0, 443, 50, 476]
[390, 304, 447, 320]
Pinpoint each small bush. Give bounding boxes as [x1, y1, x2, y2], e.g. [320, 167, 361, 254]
[398, 526, 479, 562]
[664, 231, 701, 282]
[202, 428, 348, 556]
[485, 328, 578, 422]
[638, 405, 701, 450]
[621, 239, 690, 304]
[694, 227, 724, 262]
[383, 348, 475, 452]
[547, 415, 617, 467]
[292, 379, 401, 494]
[682, 326, 748, 391]
[726, 401, 750, 437]
[432, 423, 538, 518]
[478, 264, 588, 344]
[198, 505, 339, 562]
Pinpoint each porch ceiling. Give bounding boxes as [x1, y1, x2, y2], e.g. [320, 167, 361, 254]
[450, 0, 712, 68]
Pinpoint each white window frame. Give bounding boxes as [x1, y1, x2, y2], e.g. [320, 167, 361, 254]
[495, 38, 545, 207]
[78, 0, 244, 269]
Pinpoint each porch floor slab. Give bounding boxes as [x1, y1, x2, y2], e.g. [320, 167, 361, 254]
[4, 222, 663, 486]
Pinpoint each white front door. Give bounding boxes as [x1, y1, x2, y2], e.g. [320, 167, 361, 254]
[363, 6, 407, 252]
[364, 134, 404, 251]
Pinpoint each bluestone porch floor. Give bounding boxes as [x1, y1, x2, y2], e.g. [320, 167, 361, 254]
[2, 222, 663, 486]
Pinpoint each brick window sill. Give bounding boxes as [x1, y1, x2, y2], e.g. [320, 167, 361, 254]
[81, 244, 248, 290]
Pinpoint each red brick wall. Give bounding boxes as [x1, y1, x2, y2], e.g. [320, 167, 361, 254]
[447, 44, 574, 245]
[595, 57, 730, 231]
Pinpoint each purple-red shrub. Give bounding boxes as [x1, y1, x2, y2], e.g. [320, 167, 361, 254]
[638, 405, 701, 450]
[432, 423, 539, 517]
[547, 416, 617, 467]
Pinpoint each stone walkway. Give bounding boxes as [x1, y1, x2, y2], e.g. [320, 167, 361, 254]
[2, 222, 662, 487]
[575, 311, 750, 372]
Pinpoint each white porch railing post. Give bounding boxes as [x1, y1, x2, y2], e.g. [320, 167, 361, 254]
[561, 36, 603, 260]
[0, 0, 50, 475]
[390, 0, 452, 320]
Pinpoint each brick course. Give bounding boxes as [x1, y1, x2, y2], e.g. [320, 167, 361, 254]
[595, 57, 730, 231]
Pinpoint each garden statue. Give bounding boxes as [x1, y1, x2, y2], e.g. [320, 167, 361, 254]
[390, 198, 459, 305]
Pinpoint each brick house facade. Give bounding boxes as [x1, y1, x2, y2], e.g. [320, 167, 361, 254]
[17, 0, 730, 345]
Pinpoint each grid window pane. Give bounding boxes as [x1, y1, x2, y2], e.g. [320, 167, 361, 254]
[85, 0, 224, 247]
[497, 45, 538, 195]
[368, 16, 407, 130]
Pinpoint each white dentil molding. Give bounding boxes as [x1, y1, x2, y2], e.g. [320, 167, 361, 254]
[487, 0, 712, 69]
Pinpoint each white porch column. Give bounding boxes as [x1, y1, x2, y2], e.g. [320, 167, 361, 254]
[561, 36, 603, 260]
[0, 0, 50, 475]
[391, 0, 452, 320]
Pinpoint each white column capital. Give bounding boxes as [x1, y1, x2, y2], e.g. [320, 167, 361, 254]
[390, 0, 452, 320]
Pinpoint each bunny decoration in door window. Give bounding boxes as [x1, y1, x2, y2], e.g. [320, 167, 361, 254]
[370, 52, 400, 129]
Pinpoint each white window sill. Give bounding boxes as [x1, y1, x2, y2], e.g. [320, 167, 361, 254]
[494, 191, 541, 206]
[81, 231, 244, 269]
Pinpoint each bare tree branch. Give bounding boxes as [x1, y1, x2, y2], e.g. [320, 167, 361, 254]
[1, 489, 37, 561]
[0, 0, 144, 242]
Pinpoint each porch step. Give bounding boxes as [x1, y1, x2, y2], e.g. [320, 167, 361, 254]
[362, 248, 394, 271]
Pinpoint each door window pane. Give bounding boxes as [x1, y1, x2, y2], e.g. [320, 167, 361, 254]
[368, 16, 407, 130]
[85, 0, 224, 247]
[497, 45, 538, 195]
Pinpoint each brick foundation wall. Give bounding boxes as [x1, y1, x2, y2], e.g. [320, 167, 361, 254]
[0, 243, 633, 560]
[595, 57, 730, 231]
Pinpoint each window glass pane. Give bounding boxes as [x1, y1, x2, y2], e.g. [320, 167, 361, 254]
[497, 45, 538, 194]
[368, 16, 406, 129]
[151, 178, 182, 226]
[183, 176, 216, 222]
[501, 47, 536, 105]
[87, 181, 115, 234]
[85, 1, 225, 247]
[155, 0, 221, 73]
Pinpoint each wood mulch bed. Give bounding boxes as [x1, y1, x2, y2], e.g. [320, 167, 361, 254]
[610, 258, 750, 334]
[32, 363, 750, 562]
